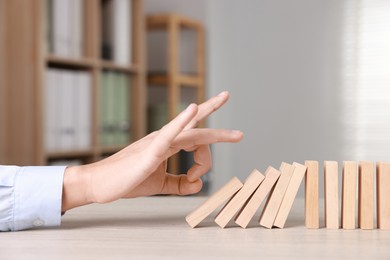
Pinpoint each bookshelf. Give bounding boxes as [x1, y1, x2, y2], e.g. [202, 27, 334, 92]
[146, 14, 205, 174]
[0, 0, 146, 166]
[0, 0, 7, 164]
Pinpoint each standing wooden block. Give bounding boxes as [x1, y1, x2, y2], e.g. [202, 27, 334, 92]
[274, 162, 307, 228]
[215, 170, 265, 228]
[358, 161, 374, 230]
[305, 160, 319, 229]
[377, 162, 390, 230]
[259, 162, 294, 229]
[341, 161, 357, 229]
[235, 167, 281, 228]
[185, 177, 243, 228]
[324, 161, 339, 229]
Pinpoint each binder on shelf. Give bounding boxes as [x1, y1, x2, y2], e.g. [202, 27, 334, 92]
[46, 0, 53, 53]
[99, 71, 109, 146]
[74, 71, 92, 150]
[106, 71, 116, 145]
[51, 0, 83, 57]
[44, 69, 58, 151]
[44, 68, 92, 152]
[99, 71, 131, 147]
[117, 73, 131, 145]
[70, 0, 83, 57]
[101, 0, 114, 59]
[101, 0, 132, 64]
[4, 0, 144, 167]
[147, 103, 189, 133]
[112, 72, 121, 145]
[52, 0, 67, 56]
[148, 103, 167, 133]
[59, 70, 75, 150]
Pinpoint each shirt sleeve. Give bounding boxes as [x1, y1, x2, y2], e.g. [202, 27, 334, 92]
[0, 165, 66, 231]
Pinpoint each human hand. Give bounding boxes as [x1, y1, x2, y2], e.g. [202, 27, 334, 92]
[62, 92, 243, 211]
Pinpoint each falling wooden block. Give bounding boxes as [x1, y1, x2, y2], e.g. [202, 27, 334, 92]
[358, 161, 374, 230]
[341, 161, 357, 230]
[274, 162, 307, 228]
[377, 162, 390, 230]
[305, 160, 319, 229]
[185, 177, 243, 228]
[235, 167, 281, 228]
[324, 161, 339, 229]
[259, 162, 294, 229]
[215, 170, 265, 228]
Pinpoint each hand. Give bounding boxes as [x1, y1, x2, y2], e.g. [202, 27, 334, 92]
[61, 92, 243, 211]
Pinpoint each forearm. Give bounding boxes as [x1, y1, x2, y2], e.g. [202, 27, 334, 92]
[62, 165, 94, 212]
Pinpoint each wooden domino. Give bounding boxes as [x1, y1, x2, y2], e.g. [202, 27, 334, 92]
[259, 162, 294, 229]
[215, 170, 264, 228]
[358, 161, 374, 230]
[324, 161, 339, 229]
[185, 177, 243, 228]
[377, 162, 390, 230]
[274, 162, 307, 228]
[235, 167, 280, 228]
[305, 160, 319, 229]
[341, 161, 357, 229]
[186, 159, 389, 231]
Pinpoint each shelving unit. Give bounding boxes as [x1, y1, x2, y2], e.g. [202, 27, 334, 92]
[146, 14, 205, 174]
[0, 0, 7, 165]
[0, 0, 146, 166]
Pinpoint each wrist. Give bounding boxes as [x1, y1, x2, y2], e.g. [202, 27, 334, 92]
[62, 165, 94, 212]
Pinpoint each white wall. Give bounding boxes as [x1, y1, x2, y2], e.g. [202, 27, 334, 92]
[145, 0, 207, 21]
[145, 0, 348, 197]
[208, 0, 346, 197]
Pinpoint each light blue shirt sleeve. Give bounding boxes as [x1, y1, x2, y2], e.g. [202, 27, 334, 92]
[0, 165, 66, 231]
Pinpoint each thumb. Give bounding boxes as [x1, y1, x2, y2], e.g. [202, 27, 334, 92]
[161, 174, 203, 195]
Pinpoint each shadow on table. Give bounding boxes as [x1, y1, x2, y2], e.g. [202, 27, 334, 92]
[242, 217, 303, 229]
[61, 213, 304, 230]
[61, 215, 184, 230]
[189, 216, 304, 229]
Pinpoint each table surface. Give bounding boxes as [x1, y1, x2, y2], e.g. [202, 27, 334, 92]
[1, 196, 389, 259]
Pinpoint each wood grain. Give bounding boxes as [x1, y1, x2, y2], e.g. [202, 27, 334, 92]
[0, 0, 7, 164]
[235, 167, 280, 228]
[259, 162, 294, 228]
[341, 161, 357, 229]
[305, 160, 319, 229]
[274, 162, 307, 228]
[215, 170, 264, 228]
[358, 161, 374, 230]
[377, 162, 390, 230]
[186, 177, 243, 228]
[324, 161, 339, 229]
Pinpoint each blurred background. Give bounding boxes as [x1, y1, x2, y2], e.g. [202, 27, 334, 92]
[1, 0, 390, 197]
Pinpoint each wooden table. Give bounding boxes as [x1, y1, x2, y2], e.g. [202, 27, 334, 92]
[1, 197, 389, 259]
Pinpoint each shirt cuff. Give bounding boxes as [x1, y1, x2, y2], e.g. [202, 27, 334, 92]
[13, 166, 66, 231]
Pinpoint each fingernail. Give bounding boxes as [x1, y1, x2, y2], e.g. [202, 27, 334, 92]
[231, 130, 243, 135]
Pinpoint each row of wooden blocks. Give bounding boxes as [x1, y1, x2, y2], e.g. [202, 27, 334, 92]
[185, 161, 390, 230]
